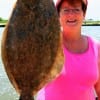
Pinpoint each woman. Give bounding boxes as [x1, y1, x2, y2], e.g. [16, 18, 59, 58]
[37, 0, 100, 99]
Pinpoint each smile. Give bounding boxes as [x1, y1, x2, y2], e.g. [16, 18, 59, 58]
[66, 20, 77, 26]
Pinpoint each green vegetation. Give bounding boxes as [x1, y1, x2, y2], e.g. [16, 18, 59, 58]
[83, 19, 100, 26]
[0, 17, 8, 23]
[0, 17, 100, 26]
[0, 17, 8, 27]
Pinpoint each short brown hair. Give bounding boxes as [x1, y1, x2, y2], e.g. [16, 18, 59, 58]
[56, 0, 87, 14]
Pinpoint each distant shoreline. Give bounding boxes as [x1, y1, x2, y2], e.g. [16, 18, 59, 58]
[0, 19, 7, 27]
[0, 23, 6, 27]
[1, 24, 100, 27]
[83, 20, 100, 26]
[0, 25, 5, 27]
[82, 24, 100, 26]
[1, 21, 100, 27]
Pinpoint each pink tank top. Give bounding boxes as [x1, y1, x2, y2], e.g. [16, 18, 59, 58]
[37, 36, 99, 100]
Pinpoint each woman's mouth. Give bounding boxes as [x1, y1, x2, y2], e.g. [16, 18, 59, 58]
[66, 20, 77, 26]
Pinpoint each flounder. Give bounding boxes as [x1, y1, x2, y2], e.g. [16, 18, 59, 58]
[1, 0, 64, 100]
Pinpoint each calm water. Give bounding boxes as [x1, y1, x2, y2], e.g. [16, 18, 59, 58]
[0, 26, 100, 100]
[0, 28, 19, 100]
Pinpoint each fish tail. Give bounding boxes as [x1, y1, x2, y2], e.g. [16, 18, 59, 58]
[19, 92, 34, 100]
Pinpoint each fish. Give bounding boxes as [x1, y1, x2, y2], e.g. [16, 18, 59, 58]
[1, 0, 64, 100]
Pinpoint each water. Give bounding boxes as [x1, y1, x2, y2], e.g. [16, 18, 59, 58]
[82, 26, 100, 41]
[0, 27, 19, 100]
[0, 26, 100, 100]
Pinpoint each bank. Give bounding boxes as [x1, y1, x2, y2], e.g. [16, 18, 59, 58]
[0, 20, 100, 27]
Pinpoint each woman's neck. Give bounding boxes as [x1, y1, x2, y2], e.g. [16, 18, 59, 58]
[62, 33, 88, 53]
[62, 30, 82, 42]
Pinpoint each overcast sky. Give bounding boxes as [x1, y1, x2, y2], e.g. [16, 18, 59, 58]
[0, 0, 100, 20]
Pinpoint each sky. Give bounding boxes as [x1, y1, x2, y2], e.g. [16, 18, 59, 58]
[0, 0, 100, 20]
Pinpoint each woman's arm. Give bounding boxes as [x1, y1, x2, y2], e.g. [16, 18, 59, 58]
[95, 44, 100, 100]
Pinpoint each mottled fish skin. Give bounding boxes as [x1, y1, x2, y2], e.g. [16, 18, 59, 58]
[1, 0, 64, 100]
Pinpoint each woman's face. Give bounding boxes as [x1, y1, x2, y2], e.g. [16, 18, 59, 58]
[59, 1, 85, 33]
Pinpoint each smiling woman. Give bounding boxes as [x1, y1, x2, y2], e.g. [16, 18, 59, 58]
[36, 0, 100, 100]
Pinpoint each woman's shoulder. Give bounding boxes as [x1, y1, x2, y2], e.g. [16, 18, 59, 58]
[86, 35, 100, 58]
[84, 35, 99, 56]
[85, 35, 99, 45]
